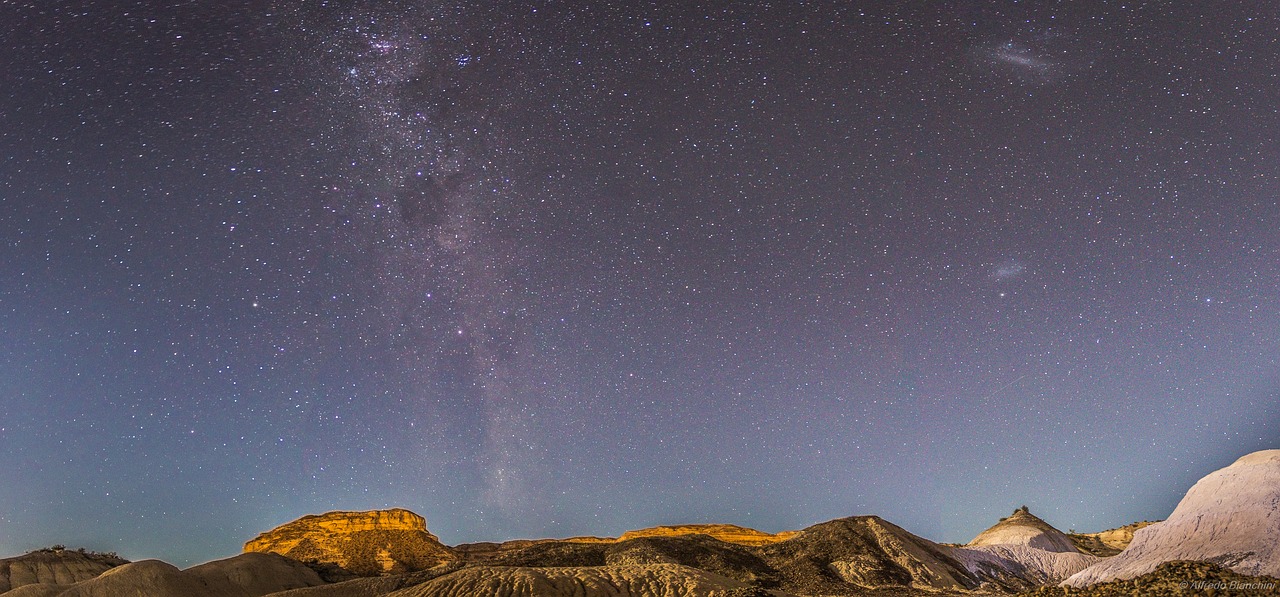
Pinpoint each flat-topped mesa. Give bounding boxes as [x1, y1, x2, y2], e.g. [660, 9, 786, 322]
[452, 525, 796, 561]
[618, 524, 799, 546]
[244, 508, 453, 577]
[290, 508, 429, 536]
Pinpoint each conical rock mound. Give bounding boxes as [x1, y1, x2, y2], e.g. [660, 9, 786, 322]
[759, 515, 980, 593]
[948, 507, 1098, 587]
[969, 506, 1078, 553]
[1063, 449, 1280, 587]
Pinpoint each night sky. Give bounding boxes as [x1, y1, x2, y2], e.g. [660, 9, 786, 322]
[3, 1, 1279, 566]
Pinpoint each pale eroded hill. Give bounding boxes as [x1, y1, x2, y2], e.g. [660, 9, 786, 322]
[1064, 449, 1280, 587]
[0, 549, 126, 593]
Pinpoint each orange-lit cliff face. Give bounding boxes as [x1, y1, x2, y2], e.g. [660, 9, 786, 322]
[1070, 521, 1160, 556]
[617, 524, 799, 546]
[245, 508, 435, 544]
[244, 509, 453, 577]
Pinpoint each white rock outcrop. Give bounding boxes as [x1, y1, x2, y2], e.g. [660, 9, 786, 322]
[948, 507, 1098, 586]
[1063, 449, 1280, 587]
[950, 544, 1098, 586]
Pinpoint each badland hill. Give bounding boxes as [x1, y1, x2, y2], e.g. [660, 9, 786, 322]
[0, 548, 127, 593]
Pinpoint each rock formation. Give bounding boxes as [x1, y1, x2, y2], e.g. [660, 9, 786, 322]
[759, 515, 980, 593]
[948, 506, 1099, 587]
[969, 506, 1077, 553]
[617, 524, 798, 546]
[0, 548, 127, 593]
[451, 524, 792, 564]
[466, 515, 1000, 594]
[244, 509, 453, 577]
[1064, 449, 1280, 587]
[186, 552, 330, 595]
[473, 533, 776, 587]
[450, 524, 793, 567]
[452, 537, 612, 563]
[262, 513, 1108, 596]
[289, 515, 1022, 595]
[1, 552, 323, 597]
[1068, 521, 1159, 557]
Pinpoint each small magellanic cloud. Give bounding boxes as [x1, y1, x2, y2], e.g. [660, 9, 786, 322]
[991, 260, 1026, 280]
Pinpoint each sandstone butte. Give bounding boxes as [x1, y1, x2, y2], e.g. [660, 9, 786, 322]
[243, 508, 454, 577]
[453, 522, 799, 560]
[1079, 520, 1158, 551]
[616, 523, 799, 546]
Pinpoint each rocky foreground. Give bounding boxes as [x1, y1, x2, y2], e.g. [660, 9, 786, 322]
[3, 449, 1277, 597]
[1029, 561, 1280, 597]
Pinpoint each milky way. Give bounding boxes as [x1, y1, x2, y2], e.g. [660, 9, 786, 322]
[313, 3, 551, 513]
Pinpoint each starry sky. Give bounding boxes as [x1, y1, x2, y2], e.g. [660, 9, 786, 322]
[2, 0, 1279, 566]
